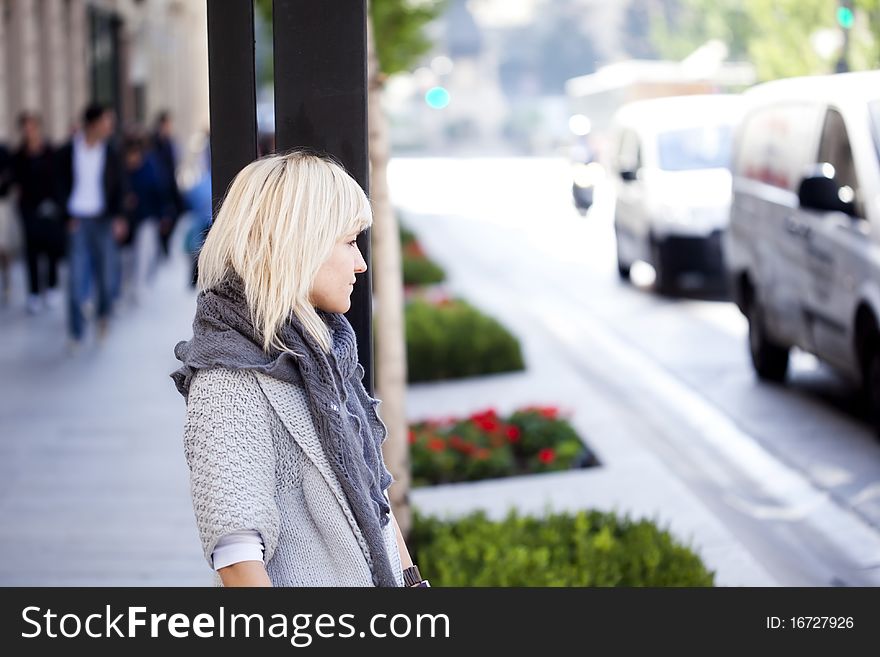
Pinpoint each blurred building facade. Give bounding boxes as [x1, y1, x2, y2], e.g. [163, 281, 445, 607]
[0, 0, 208, 151]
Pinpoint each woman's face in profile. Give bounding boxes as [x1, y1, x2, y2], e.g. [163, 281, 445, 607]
[310, 231, 368, 313]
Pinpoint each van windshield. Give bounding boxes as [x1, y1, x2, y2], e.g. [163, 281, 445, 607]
[871, 99, 880, 164]
[656, 125, 733, 171]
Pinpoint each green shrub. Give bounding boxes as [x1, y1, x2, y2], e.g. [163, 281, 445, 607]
[410, 510, 715, 587]
[399, 222, 446, 285]
[410, 406, 597, 486]
[405, 299, 525, 383]
[403, 252, 446, 286]
[399, 223, 417, 247]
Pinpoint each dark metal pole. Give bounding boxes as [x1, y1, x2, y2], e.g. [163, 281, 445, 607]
[206, 0, 258, 217]
[272, 0, 373, 392]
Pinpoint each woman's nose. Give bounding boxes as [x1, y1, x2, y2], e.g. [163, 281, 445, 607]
[354, 247, 367, 274]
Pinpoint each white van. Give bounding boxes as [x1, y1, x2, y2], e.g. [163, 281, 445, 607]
[611, 95, 742, 293]
[723, 71, 880, 426]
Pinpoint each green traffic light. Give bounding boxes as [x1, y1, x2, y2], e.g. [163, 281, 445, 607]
[837, 6, 854, 29]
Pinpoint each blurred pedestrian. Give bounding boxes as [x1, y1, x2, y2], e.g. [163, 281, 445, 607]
[121, 132, 165, 304]
[151, 111, 184, 260]
[183, 167, 212, 289]
[12, 112, 65, 314]
[0, 142, 14, 305]
[56, 103, 127, 347]
[171, 151, 418, 587]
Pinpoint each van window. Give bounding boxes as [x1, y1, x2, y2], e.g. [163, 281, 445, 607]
[735, 103, 822, 192]
[656, 125, 732, 171]
[818, 109, 862, 218]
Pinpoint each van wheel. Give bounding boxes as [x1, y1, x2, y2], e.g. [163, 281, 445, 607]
[863, 345, 880, 437]
[747, 300, 789, 382]
[614, 225, 631, 281]
[616, 250, 631, 281]
[651, 237, 674, 295]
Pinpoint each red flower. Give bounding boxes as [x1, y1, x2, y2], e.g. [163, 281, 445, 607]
[408, 430, 416, 445]
[470, 408, 498, 422]
[474, 448, 491, 461]
[449, 435, 467, 452]
[427, 437, 446, 452]
[470, 409, 500, 433]
[405, 242, 426, 258]
[505, 426, 521, 443]
[538, 448, 556, 464]
[539, 406, 559, 420]
[480, 418, 500, 433]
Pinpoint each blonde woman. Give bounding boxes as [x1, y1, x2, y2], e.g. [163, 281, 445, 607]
[172, 151, 418, 587]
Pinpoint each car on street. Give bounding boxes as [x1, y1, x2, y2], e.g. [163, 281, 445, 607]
[610, 95, 742, 294]
[723, 71, 880, 429]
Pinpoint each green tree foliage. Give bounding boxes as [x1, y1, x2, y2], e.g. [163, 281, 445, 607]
[744, 0, 838, 80]
[646, 0, 879, 81]
[650, 0, 752, 61]
[371, 0, 447, 77]
[851, 0, 880, 70]
[255, 0, 446, 78]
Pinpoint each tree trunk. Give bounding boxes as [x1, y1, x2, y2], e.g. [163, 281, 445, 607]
[366, 11, 411, 536]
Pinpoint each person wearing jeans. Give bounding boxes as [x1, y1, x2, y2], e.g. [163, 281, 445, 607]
[55, 103, 126, 346]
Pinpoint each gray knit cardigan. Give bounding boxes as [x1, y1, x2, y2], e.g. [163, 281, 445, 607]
[183, 366, 404, 587]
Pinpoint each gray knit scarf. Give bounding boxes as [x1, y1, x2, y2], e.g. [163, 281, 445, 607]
[170, 274, 397, 587]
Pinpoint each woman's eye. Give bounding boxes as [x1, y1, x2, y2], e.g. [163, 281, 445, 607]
[349, 240, 358, 247]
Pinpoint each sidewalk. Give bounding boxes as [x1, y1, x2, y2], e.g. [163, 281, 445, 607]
[0, 238, 211, 585]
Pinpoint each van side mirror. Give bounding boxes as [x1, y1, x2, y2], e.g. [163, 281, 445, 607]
[620, 169, 638, 182]
[797, 165, 855, 216]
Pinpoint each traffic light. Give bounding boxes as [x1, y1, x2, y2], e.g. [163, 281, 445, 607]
[837, 4, 854, 30]
[425, 87, 450, 109]
[835, 2, 854, 73]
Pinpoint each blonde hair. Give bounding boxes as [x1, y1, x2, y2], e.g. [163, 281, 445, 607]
[197, 150, 372, 353]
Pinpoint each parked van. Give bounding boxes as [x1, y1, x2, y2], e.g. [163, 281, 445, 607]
[611, 95, 742, 293]
[723, 71, 880, 427]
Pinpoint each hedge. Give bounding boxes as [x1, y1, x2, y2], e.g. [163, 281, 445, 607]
[410, 510, 715, 587]
[406, 299, 525, 382]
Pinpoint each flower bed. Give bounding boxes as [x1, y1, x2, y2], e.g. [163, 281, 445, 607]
[405, 298, 525, 383]
[402, 240, 446, 287]
[409, 406, 598, 486]
[400, 222, 445, 287]
[410, 509, 715, 587]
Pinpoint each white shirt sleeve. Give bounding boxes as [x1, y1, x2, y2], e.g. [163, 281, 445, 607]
[212, 530, 265, 571]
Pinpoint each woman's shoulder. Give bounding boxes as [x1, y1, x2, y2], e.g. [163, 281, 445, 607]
[184, 368, 280, 447]
[189, 367, 264, 405]
[189, 367, 308, 413]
